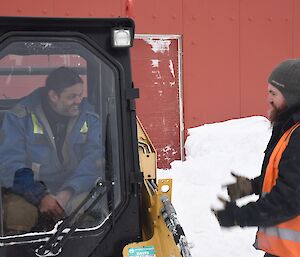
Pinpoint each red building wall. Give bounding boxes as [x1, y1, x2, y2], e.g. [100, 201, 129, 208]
[0, 0, 299, 166]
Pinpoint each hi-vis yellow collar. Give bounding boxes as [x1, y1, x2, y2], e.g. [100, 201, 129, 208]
[80, 121, 88, 133]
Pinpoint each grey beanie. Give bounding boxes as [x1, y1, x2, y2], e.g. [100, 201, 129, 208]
[268, 59, 300, 107]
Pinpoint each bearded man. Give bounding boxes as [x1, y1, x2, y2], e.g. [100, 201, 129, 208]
[213, 59, 300, 257]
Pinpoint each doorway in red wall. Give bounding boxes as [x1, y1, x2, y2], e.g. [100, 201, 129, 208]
[132, 35, 183, 169]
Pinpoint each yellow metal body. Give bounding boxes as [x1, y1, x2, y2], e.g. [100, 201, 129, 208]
[122, 118, 182, 257]
[136, 117, 156, 180]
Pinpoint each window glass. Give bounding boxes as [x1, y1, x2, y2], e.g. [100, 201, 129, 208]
[0, 40, 121, 236]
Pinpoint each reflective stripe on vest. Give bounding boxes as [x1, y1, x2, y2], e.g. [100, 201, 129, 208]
[31, 112, 44, 134]
[259, 226, 300, 242]
[255, 122, 300, 257]
[80, 121, 88, 133]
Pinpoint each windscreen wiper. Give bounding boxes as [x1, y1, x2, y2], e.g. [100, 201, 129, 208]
[35, 179, 112, 256]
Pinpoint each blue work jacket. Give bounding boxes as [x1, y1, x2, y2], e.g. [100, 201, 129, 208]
[0, 88, 104, 195]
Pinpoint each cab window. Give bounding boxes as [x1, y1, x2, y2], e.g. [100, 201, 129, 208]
[0, 39, 122, 236]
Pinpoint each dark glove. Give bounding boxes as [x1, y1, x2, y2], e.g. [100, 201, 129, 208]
[212, 197, 239, 227]
[223, 172, 253, 201]
[12, 168, 48, 206]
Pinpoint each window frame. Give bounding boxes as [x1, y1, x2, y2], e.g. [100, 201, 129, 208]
[0, 31, 130, 244]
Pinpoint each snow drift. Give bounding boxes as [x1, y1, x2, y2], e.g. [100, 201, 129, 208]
[158, 116, 272, 257]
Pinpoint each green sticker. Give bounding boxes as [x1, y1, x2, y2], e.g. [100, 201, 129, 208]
[128, 246, 156, 257]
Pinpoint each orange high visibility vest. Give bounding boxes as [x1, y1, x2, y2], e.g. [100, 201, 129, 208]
[255, 122, 300, 257]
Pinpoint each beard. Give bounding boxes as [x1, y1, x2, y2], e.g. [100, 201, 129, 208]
[268, 104, 286, 124]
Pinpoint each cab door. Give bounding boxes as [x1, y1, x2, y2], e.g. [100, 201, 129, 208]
[0, 17, 141, 257]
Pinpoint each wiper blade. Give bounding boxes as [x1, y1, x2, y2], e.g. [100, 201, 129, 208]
[35, 180, 112, 256]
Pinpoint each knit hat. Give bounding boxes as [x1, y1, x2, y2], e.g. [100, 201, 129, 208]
[45, 66, 83, 92]
[268, 59, 300, 107]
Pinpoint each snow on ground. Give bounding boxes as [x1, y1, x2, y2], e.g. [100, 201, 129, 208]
[158, 116, 272, 257]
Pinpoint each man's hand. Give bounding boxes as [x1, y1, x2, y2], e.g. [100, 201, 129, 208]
[211, 196, 239, 227]
[223, 172, 253, 201]
[39, 194, 64, 220]
[55, 190, 72, 209]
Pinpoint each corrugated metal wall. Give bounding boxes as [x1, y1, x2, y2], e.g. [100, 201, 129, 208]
[1, 0, 300, 167]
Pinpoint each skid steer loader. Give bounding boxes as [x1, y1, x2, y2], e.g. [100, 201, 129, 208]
[0, 16, 191, 257]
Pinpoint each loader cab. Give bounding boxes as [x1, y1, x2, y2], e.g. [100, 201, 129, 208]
[0, 17, 141, 257]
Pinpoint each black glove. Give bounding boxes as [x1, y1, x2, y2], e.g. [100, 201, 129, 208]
[12, 168, 48, 206]
[223, 172, 253, 201]
[212, 197, 239, 227]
